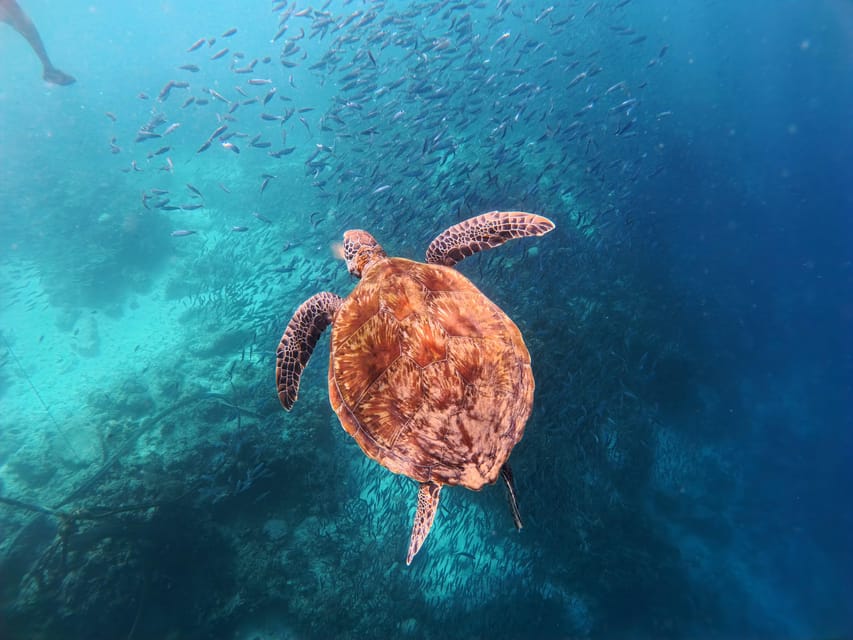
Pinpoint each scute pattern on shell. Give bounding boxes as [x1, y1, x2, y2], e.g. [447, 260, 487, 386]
[329, 257, 534, 490]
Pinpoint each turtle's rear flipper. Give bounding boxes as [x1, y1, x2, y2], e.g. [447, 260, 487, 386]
[276, 292, 343, 410]
[500, 463, 523, 530]
[406, 482, 442, 565]
[426, 211, 555, 267]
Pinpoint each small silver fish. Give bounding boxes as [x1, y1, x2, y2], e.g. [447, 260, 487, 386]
[252, 212, 272, 223]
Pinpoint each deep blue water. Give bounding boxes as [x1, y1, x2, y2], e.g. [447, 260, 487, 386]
[1, 1, 851, 639]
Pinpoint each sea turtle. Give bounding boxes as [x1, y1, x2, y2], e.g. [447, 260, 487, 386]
[276, 211, 554, 564]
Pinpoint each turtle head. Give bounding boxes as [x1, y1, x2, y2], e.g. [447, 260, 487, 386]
[343, 229, 386, 278]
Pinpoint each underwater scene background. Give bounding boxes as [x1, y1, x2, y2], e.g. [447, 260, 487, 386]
[1, 1, 851, 638]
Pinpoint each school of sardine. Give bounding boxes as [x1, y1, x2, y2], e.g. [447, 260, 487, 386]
[106, 0, 669, 241]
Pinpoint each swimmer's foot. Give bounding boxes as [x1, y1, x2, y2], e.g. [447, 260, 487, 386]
[43, 66, 75, 85]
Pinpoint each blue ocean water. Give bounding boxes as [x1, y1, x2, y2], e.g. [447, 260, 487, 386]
[0, 1, 851, 639]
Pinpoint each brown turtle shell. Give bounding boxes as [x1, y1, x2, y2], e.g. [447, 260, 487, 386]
[328, 256, 533, 490]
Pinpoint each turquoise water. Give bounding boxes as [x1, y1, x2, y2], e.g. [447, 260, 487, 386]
[1, 1, 851, 638]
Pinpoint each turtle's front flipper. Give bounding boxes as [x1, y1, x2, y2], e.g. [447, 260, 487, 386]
[426, 211, 555, 267]
[500, 464, 523, 531]
[276, 292, 343, 410]
[406, 481, 442, 565]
